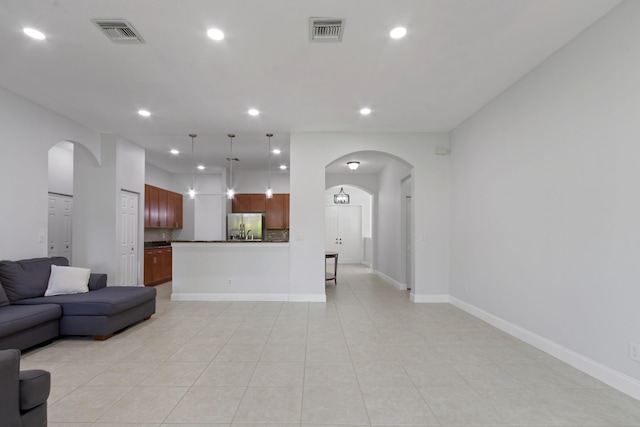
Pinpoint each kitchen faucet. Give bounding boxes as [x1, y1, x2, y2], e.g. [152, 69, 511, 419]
[247, 229, 254, 240]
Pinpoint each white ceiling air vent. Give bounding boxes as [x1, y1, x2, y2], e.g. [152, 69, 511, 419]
[92, 19, 145, 44]
[309, 18, 345, 42]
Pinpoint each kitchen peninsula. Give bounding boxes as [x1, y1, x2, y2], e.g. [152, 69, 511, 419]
[171, 241, 290, 301]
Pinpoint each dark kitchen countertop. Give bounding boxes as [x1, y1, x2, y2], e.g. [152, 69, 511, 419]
[171, 240, 289, 243]
[144, 241, 172, 248]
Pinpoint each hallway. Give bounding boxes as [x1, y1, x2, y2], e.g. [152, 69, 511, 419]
[23, 264, 640, 425]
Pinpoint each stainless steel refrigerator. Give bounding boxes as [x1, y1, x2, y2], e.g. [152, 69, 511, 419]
[227, 213, 265, 240]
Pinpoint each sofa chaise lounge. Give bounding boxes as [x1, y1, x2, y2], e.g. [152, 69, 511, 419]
[0, 349, 50, 427]
[0, 257, 156, 350]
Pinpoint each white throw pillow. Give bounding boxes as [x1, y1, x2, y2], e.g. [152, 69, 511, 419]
[45, 265, 91, 296]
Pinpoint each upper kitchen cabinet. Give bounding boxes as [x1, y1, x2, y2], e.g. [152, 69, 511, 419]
[144, 184, 183, 229]
[266, 194, 290, 229]
[232, 193, 266, 213]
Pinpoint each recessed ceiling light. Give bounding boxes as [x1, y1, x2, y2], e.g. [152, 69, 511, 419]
[170, 149, 180, 155]
[138, 109, 151, 117]
[390, 27, 407, 39]
[197, 165, 205, 170]
[23, 27, 46, 40]
[272, 149, 281, 155]
[360, 107, 372, 115]
[207, 28, 224, 41]
[248, 108, 260, 116]
[279, 165, 287, 170]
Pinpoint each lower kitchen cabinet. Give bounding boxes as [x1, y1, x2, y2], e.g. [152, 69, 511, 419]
[144, 247, 172, 286]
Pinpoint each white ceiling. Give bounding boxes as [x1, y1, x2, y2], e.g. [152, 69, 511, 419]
[0, 0, 622, 175]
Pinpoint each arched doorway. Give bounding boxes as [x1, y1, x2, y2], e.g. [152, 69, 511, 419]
[47, 141, 74, 262]
[325, 150, 413, 292]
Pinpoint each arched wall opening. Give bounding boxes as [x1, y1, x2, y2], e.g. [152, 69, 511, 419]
[325, 149, 413, 292]
[47, 140, 101, 265]
[290, 132, 450, 303]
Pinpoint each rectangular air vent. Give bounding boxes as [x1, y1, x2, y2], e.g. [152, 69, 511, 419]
[92, 19, 145, 44]
[309, 18, 345, 42]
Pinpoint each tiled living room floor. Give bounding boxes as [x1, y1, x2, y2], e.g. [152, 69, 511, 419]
[21, 264, 640, 426]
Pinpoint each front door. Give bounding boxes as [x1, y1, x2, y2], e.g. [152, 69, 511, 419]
[325, 205, 362, 264]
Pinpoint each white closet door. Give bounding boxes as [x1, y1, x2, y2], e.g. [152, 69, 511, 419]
[325, 205, 362, 264]
[118, 191, 138, 286]
[48, 194, 73, 263]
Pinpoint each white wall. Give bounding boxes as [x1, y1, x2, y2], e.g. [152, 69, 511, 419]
[145, 163, 172, 189]
[326, 173, 378, 195]
[74, 135, 145, 284]
[73, 135, 117, 276]
[48, 142, 74, 195]
[233, 170, 290, 194]
[0, 86, 99, 260]
[450, 0, 640, 394]
[290, 132, 449, 301]
[376, 159, 411, 286]
[171, 173, 225, 241]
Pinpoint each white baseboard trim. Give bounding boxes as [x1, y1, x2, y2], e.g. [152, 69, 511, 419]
[171, 293, 290, 302]
[411, 293, 450, 303]
[449, 296, 640, 401]
[171, 292, 327, 303]
[363, 261, 372, 268]
[374, 270, 407, 290]
[289, 294, 327, 302]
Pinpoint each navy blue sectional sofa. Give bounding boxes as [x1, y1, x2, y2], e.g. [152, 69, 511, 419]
[0, 257, 156, 350]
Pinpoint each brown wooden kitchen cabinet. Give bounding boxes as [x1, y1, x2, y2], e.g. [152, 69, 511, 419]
[144, 184, 183, 229]
[144, 247, 172, 286]
[232, 193, 266, 213]
[265, 194, 290, 229]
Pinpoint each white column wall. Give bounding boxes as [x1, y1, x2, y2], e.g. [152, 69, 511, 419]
[0, 86, 99, 260]
[75, 135, 145, 284]
[74, 135, 117, 277]
[290, 132, 449, 301]
[376, 159, 411, 287]
[450, 1, 640, 394]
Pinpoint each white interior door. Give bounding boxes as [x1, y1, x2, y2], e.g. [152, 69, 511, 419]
[325, 205, 362, 264]
[338, 205, 362, 264]
[48, 193, 73, 262]
[325, 205, 339, 252]
[119, 190, 138, 286]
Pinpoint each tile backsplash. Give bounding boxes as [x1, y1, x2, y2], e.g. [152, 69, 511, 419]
[266, 229, 289, 242]
[144, 229, 173, 242]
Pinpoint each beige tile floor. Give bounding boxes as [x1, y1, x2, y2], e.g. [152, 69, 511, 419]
[21, 264, 640, 426]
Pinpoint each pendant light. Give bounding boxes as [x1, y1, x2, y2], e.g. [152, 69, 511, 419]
[188, 133, 197, 199]
[226, 134, 237, 199]
[266, 133, 273, 199]
[334, 187, 350, 204]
